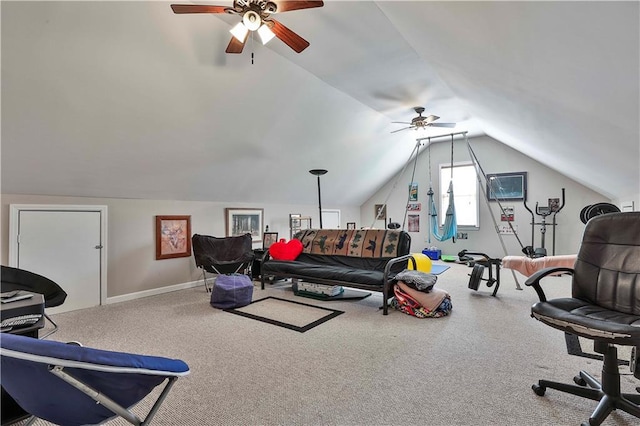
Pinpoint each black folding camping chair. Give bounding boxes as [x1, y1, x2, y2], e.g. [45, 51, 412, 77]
[191, 234, 254, 292]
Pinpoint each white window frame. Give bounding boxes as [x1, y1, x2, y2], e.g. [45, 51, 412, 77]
[438, 161, 479, 229]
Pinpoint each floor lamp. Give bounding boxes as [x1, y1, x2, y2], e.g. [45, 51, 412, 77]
[309, 169, 328, 229]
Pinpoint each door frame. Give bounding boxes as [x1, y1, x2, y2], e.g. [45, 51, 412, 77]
[8, 204, 108, 306]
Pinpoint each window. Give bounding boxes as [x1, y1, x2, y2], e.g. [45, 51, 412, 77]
[439, 162, 479, 228]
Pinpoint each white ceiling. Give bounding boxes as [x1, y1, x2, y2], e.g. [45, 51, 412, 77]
[2, 1, 638, 206]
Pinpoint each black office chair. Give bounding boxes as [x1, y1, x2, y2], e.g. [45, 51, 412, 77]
[1, 265, 67, 339]
[191, 234, 254, 292]
[525, 211, 640, 426]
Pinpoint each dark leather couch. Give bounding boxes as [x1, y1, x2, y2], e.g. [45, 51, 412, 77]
[260, 229, 412, 315]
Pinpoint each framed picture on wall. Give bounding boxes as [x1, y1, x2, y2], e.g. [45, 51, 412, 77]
[374, 204, 387, 221]
[263, 232, 278, 249]
[500, 206, 515, 222]
[408, 214, 420, 232]
[486, 172, 527, 201]
[409, 183, 418, 201]
[346, 222, 356, 230]
[155, 215, 192, 260]
[225, 208, 264, 243]
[407, 202, 421, 212]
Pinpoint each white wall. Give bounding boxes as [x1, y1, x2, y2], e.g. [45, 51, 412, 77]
[362, 135, 613, 257]
[1, 194, 359, 298]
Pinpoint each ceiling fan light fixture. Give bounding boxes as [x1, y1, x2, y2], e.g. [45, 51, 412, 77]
[229, 22, 249, 42]
[242, 10, 261, 31]
[257, 24, 275, 44]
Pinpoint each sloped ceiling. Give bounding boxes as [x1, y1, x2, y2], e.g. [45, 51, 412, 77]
[2, 1, 638, 206]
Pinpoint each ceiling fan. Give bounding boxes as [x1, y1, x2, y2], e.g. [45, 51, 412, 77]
[171, 1, 324, 54]
[391, 107, 456, 133]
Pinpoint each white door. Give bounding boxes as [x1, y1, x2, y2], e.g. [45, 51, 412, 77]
[12, 208, 104, 313]
[321, 209, 341, 229]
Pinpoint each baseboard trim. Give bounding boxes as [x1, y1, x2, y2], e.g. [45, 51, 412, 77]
[106, 280, 203, 305]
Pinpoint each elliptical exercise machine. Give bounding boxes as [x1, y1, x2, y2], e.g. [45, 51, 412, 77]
[522, 188, 565, 258]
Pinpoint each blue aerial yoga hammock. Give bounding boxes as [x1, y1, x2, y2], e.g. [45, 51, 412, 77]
[427, 135, 457, 243]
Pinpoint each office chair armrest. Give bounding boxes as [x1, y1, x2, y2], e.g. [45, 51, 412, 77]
[524, 266, 575, 302]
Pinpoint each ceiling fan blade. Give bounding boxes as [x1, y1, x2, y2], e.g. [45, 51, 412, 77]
[424, 115, 440, 123]
[391, 121, 412, 125]
[430, 123, 457, 128]
[267, 19, 310, 53]
[391, 126, 414, 134]
[273, 1, 324, 13]
[170, 4, 230, 14]
[225, 36, 245, 53]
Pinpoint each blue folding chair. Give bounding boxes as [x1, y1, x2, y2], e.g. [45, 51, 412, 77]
[0, 333, 190, 425]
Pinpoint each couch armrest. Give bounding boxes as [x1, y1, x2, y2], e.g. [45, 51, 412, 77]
[382, 254, 414, 315]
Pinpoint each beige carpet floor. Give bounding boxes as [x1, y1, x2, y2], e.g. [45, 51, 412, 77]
[12, 262, 640, 425]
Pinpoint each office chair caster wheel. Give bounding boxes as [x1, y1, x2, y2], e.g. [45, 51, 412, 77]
[573, 375, 587, 386]
[532, 383, 546, 396]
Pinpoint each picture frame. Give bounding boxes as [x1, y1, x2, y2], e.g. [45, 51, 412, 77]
[407, 202, 421, 212]
[155, 215, 192, 260]
[346, 222, 356, 230]
[500, 206, 515, 222]
[263, 232, 279, 249]
[409, 183, 418, 202]
[408, 214, 420, 232]
[374, 204, 387, 221]
[486, 172, 527, 201]
[225, 208, 264, 243]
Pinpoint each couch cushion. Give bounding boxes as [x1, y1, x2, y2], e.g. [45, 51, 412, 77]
[261, 260, 385, 287]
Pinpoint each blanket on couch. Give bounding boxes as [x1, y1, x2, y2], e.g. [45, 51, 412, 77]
[294, 229, 404, 258]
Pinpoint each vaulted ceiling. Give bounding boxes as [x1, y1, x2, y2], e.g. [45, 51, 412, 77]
[2, 1, 638, 206]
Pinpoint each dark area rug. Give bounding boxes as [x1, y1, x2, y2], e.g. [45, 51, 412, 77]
[225, 296, 344, 333]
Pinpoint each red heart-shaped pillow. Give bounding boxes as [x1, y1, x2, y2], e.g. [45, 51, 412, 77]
[269, 238, 303, 261]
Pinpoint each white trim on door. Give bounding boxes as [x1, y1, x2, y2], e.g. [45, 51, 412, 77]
[8, 204, 108, 306]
